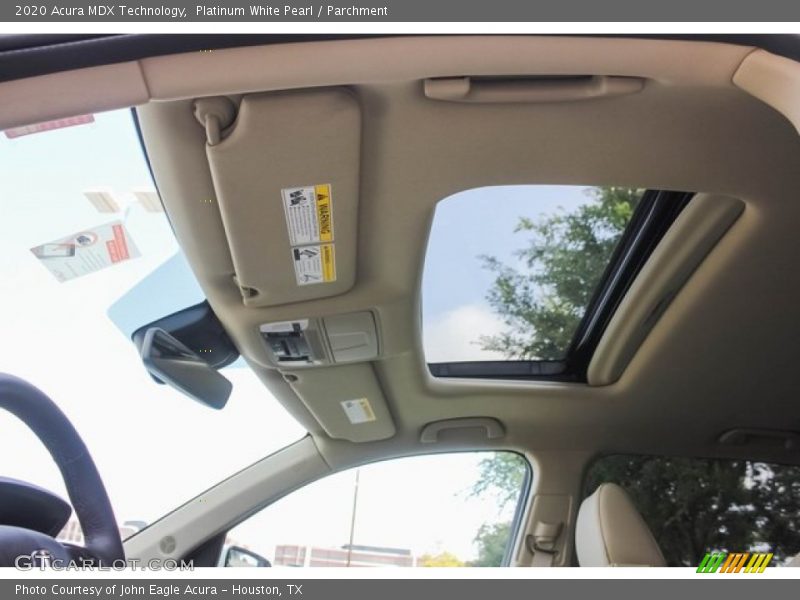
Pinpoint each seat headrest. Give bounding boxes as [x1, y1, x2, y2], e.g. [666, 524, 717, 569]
[576, 483, 666, 567]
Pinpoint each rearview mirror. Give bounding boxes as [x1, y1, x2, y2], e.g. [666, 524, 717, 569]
[140, 327, 232, 410]
[223, 546, 271, 567]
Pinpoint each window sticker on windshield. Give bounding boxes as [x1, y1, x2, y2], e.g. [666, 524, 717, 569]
[4, 114, 95, 139]
[281, 183, 334, 246]
[340, 398, 376, 425]
[291, 243, 336, 286]
[30, 221, 140, 283]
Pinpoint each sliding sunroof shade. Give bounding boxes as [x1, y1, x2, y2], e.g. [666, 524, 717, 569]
[421, 185, 645, 367]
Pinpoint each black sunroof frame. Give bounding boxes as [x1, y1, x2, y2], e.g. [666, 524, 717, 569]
[427, 189, 693, 382]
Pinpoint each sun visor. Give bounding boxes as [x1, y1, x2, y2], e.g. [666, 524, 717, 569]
[201, 88, 361, 307]
[282, 363, 396, 443]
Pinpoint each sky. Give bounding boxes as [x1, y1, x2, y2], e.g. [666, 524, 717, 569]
[0, 108, 589, 564]
[228, 452, 523, 564]
[0, 111, 304, 533]
[422, 185, 596, 362]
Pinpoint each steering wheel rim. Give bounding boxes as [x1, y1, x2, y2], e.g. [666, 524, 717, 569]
[0, 373, 124, 567]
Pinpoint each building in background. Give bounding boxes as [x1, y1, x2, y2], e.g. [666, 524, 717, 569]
[273, 544, 415, 567]
[58, 520, 418, 568]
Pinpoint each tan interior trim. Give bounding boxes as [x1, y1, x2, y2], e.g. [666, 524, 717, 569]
[284, 363, 397, 443]
[204, 88, 361, 306]
[7, 35, 799, 470]
[136, 38, 800, 463]
[588, 194, 745, 386]
[423, 75, 645, 104]
[123, 437, 329, 562]
[733, 49, 800, 135]
[1, 36, 756, 130]
[138, 36, 753, 101]
[0, 61, 149, 130]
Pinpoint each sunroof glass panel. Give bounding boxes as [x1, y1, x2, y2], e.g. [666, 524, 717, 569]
[422, 185, 644, 364]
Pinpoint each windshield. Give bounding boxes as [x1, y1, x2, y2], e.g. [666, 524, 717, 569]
[0, 110, 306, 539]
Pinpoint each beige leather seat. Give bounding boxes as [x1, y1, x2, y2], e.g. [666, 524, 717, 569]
[576, 483, 667, 567]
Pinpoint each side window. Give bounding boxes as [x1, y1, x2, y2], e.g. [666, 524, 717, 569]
[584, 455, 800, 566]
[225, 451, 529, 567]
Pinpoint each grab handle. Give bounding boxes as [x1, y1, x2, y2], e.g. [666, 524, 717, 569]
[424, 76, 645, 104]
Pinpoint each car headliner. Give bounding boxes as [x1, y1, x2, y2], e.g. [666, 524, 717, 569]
[2, 34, 800, 477]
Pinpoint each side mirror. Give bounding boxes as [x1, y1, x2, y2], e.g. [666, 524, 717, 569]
[224, 546, 271, 567]
[140, 327, 232, 410]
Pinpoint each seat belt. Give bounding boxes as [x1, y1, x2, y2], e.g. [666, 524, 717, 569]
[526, 520, 563, 567]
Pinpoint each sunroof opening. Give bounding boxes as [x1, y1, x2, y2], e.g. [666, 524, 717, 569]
[421, 185, 691, 381]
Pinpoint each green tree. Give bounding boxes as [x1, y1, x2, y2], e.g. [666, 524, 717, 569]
[470, 522, 512, 567]
[480, 186, 642, 359]
[472, 453, 527, 508]
[585, 456, 800, 565]
[473, 186, 800, 565]
[418, 551, 465, 567]
[468, 453, 527, 566]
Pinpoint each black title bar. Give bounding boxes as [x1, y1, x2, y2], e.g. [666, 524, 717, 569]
[4, 0, 800, 22]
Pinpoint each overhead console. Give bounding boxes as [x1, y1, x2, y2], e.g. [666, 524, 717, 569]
[259, 310, 379, 367]
[261, 310, 393, 442]
[197, 87, 361, 307]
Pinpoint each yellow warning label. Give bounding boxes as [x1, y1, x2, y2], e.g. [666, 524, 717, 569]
[315, 184, 333, 243]
[281, 183, 334, 245]
[321, 243, 336, 282]
[360, 399, 376, 421]
[283, 183, 336, 287]
[291, 244, 337, 286]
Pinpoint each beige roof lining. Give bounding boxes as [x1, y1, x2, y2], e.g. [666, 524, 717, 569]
[0, 36, 762, 130]
[587, 193, 745, 386]
[5, 36, 800, 476]
[734, 48, 800, 134]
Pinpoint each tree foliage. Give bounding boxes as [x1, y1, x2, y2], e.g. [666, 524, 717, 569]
[471, 453, 527, 508]
[418, 551, 466, 567]
[467, 454, 527, 566]
[586, 455, 800, 565]
[471, 186, 800, 566]
[469, 522, 512, 567]
[480, 186, 641, 359]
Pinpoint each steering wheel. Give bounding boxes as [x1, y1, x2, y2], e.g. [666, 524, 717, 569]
[0, 373, 124, 567]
